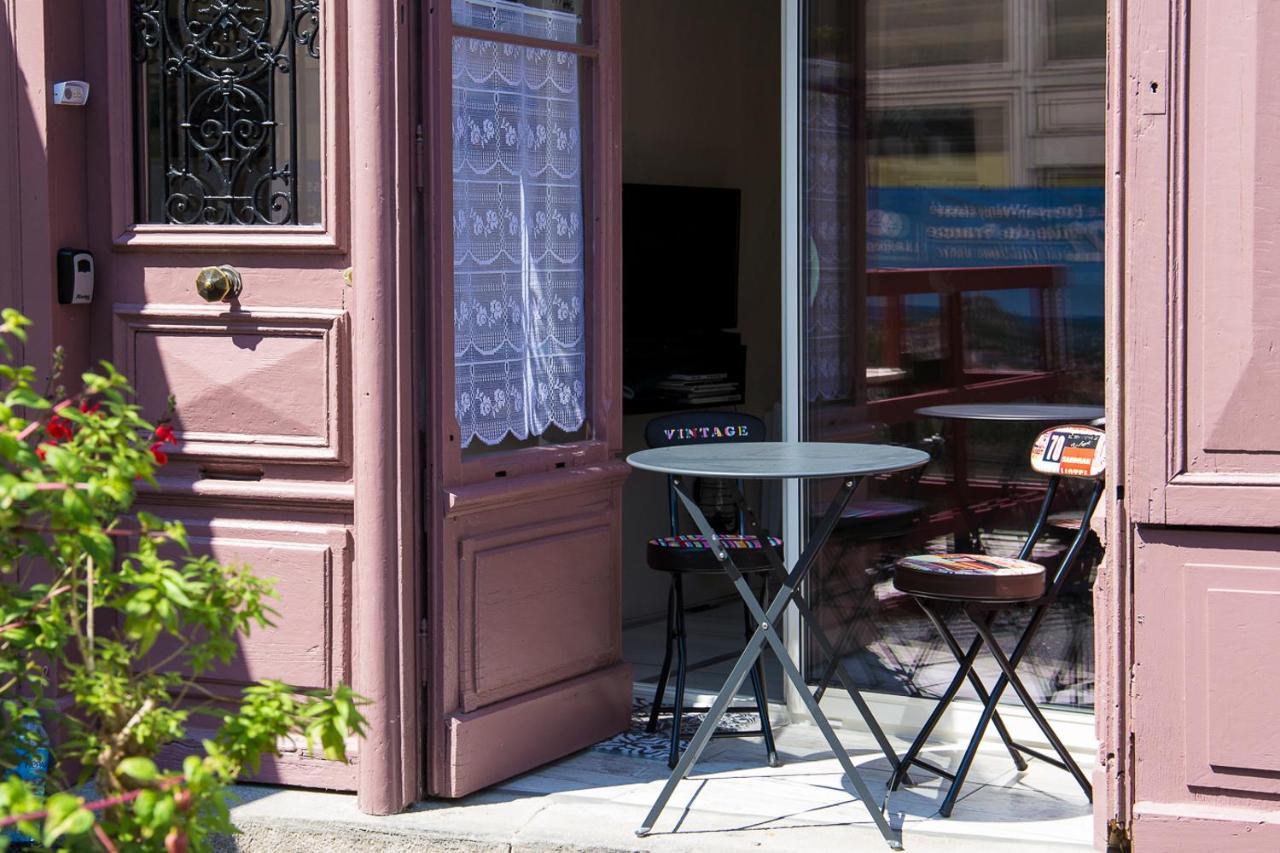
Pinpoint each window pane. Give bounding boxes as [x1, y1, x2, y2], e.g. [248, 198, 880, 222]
[131, 1, 322, 226]
[452, 26, 587, 449]
[867, 0, 1006, 69]
[1048, 0, 1106, 62]
[802, 0, 1105, 711]
[453, 0, 586, 44]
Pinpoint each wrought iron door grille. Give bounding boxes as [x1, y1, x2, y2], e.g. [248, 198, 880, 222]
[131, 1, 322, 226]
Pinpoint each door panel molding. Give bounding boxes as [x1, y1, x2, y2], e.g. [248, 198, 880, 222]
[113, 305, 349, 464]
[1132, 529, 1280, 830]
[445, 662, 632, 799]
[1128, 0, 1280, 525]
[460, 519, 617, 712]
[1184, 562, 1280, 795]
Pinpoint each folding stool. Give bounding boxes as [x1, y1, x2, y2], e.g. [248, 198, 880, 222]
[887, 423, 1106, 817]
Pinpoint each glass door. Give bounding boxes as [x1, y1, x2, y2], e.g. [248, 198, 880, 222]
[790, 0, 1106, 716]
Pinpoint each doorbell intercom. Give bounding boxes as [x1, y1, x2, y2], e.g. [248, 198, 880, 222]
[56, 249, 94, 305]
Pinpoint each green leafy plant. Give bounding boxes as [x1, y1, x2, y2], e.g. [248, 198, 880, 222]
[0, 310, 366, 851]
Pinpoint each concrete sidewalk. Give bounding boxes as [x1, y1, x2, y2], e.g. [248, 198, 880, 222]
[215, 722, 1094, 852]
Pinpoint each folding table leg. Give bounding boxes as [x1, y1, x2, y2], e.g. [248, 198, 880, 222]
[743, 579, 780, 767]
[732, 492, 911, 780]
[755, 615, 903, 848]
[636, 629, 767, 836]
[638, 478, 903, 848]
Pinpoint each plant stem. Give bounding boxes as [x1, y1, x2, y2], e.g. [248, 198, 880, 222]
[93, 822, 119, 853]
[0, 773, 183, 829]
[86, 556, 95, 672]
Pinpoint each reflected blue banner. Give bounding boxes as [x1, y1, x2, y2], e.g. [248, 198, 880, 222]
[866, 187, 1105, 319]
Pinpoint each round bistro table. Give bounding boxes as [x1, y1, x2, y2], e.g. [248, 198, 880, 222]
[915, 403, 1104, 553]
[627, 441, 930, 850]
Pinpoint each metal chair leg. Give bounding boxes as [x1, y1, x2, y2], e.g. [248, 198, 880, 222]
[888, 629, 983, 792]
[647, 581, 677, 734]
[669, 574, 688, 769]
[917, 601, 1028, 772]
[744, 577, 780, 768]
[967, 607, 1092, 799]
[937, 600, 1055, 818]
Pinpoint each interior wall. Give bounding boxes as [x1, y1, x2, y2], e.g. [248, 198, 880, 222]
[620, 0, 781, 623]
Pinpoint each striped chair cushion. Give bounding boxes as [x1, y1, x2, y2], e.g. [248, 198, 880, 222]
[649, 534, 782, 550]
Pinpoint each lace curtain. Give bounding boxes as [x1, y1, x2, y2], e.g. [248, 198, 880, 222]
[452, 0, 586, 448]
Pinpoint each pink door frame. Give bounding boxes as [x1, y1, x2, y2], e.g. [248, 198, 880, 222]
[349, 0, 419, 815]
[1111, 0, 1280, 847]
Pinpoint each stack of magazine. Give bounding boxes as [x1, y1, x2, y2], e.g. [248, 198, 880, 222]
[655, 372, 742, 406]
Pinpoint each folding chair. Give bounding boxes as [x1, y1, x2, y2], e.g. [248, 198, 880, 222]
[886, 423, 1106, 817]
[641, 411, 778, 769]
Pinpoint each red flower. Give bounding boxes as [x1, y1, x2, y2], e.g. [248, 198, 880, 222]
[154, 424, 177, 444]
[36, 446, 46, 461]
[149, 442, 169, 466]
[46, 416, 72, 441]
[79, 400, 101, 415]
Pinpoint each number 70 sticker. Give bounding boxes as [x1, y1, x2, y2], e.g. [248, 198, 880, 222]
[1031, 427, 1106, 478]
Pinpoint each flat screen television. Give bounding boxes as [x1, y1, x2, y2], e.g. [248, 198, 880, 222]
[622, 183, 741, 337]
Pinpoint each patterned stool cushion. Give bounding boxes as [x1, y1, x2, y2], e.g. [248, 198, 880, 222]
[893, 553, 1046, 602]
[1047, 510, 1085, 532]
[647, 534, 782, 574]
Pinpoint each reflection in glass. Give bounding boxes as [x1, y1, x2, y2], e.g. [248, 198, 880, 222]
[1049, 0, 1107, 62]
[801, 0, 1105, 710]
[867, 0, 1006, 69]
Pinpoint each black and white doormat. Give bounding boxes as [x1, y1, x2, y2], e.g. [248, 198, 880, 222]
[590, 698, 764, 762]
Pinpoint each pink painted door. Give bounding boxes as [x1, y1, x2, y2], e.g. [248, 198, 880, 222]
[1120, 0, 1280, 847]
[420, 0, 632, 798]
[81, 3, 357, 790]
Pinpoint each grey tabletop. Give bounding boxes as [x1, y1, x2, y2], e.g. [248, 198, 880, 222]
[915, 403, 1105, 423]
[626, 441, 930, 480]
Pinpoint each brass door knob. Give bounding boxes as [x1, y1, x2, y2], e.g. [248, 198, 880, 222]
[195, 265, 243, 303]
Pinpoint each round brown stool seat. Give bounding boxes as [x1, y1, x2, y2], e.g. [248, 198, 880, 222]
[894, 553, 1046, 602]
[647, 534, 781, 574]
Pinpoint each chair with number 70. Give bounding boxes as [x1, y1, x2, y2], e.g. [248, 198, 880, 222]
[886, 423, 1106, 817]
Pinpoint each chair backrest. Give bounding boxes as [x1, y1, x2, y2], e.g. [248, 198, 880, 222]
[1020, 423, 1107, 597]
[644, 411, 766, 449]
[645, 412, 765, 538]
[1029, 424, 1106, 479]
